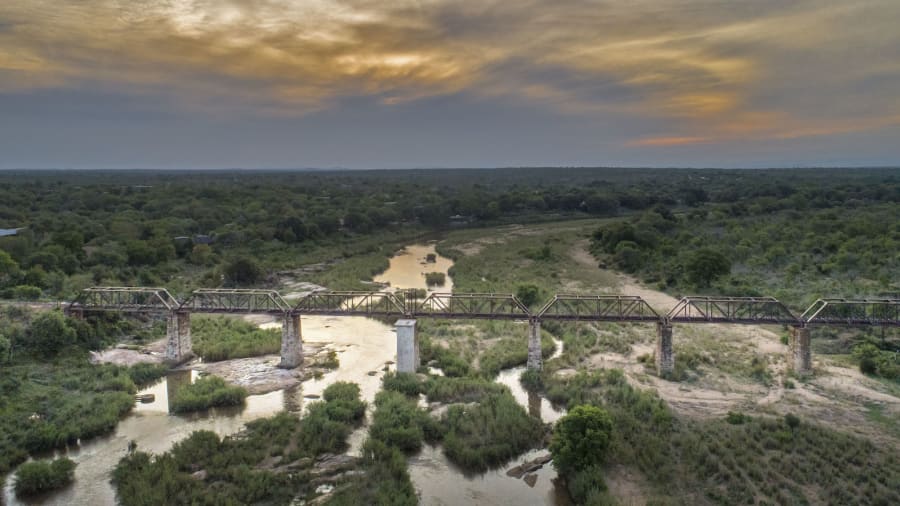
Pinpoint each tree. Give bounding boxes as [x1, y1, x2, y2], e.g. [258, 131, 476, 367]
[0, 334, 9, 362]
[223, 257, 262, 286]
[515, 283, 542, 308]
[0, 250, 22, 288]
[550, 405, 613, 476]
[28, 311, 77, 356]
[685, 249, 731, 287]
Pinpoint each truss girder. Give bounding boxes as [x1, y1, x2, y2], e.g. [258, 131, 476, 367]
[537, 294, 660, 322]
[72, 287, 180, 313]
[179, 289, 292, 315]
[801, 299, 900, 326]
[294, 291, 407, 316]
[667, 296, 799, 325]
[415, 292, 531, 319]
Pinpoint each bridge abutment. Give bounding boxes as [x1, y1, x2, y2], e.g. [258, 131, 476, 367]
[165, 311, 192, 364]
[656, 322, 674, 377]
[279, 313, 303, 368]
[527, 318, 542, 371]
[396, 319, 419, 373]
[790, 326, 811, 374]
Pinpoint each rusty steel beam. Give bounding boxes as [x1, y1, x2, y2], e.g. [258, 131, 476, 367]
[667, 296, 799, 325]
[414, 292, 531, 319]
[179, 288, 292, 315]
[71, 287, 180, 313]
[537, 294, 660, 322]
[801, 298, 900, 326]
[294, 290, 407, 316]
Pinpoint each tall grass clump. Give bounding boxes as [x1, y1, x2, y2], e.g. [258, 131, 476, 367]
[369, 391, 441, 452]
[169, 376, 248, 413]
[14, 458, 76, 496]
[441, 392, 543, 472]
[191, 316, 281, 361]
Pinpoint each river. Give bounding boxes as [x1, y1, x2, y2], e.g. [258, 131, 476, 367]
[3, 242, 568, 505]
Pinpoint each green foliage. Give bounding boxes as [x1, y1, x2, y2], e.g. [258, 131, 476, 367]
[550, 405, 613, 475]
[424, 271, 446, 286]
[321, 382, 367, 423]
[27, 311, 77, 356]
[14, 457, 76, 496]
[369, 390, 439, 452]
[519, 368, 543, 392]
[382, 371, 422, 397]
[726, 411, 751, 425]
[126, 363, 170, 386]
[0, 333, 9, 361]
[12, 285, 42, 300]
[223, 257, 262, 286]
[169, 376, 248, 413]
[515, 283, 541, 308]
[114, 385, 366, 505]
[422, 376, 508, 403]
[327, 439, 417, 506]
[784, 413, 801, 431]
[853, 342, 899, 380]
[567, 465, 609, 505]
[685, 248, 731, 287]
[191, 316, 280, 361]
[442, 392, 543, 472]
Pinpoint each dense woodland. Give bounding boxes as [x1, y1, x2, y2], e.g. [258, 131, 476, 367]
[1, 168, 898, 303]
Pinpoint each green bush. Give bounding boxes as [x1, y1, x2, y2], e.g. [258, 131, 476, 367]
[442, 393, 543, 472]
[550, 405, 613, 476]
[27, 311, 77, 356]
[12, 285, 42, 300]
[423, 376, 508, 403]
[322, 382, 366, 423]
[424, 272, 446, 286]
[369, 391, 437, 452]
[382, 371, 422, 397]
[126, 363, 169, 386]
[515, 283, 542, 308]
[519, 368, 543, 392]
[169, 376, 248, 413]
[191, 316, 281, 361]
[14, 457, 76, 496]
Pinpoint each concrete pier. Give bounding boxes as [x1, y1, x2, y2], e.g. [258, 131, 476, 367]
[656, 322, 674, 377]
[165, 311, 192, 363]
[790, 326, 811, 374]
[279, 313, 303, 368]
[527, 318, 542, 371]
[396, 319, 419, 373]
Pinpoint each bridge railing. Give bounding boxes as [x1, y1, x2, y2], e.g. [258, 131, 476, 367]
[415, 292, 531, 319]
[71, 287, 181, 313]
[294, 290, 407, 316]
[179, 289, 292, 315]
[801, 298, 900, 326]
[537, 294, 660, 322]
[667, 296, 799, 325]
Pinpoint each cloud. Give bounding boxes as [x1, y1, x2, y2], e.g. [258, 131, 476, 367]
[0, 0, 899, 146]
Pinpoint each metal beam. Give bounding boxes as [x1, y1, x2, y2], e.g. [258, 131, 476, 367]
[415, 292, 531, 319]
[537, 294, 660, 322]
[179, 288, 292, 315]
[294, 290, 407, 316]
[667, 296, 799, 325]
[801, 298, 900, 326]
[71, 287, 180, 313]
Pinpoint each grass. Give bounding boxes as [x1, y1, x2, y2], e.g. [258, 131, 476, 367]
[113, 382, 366, 506]
[169, 375, 248, 414]
[191, 316, 281, 361]
[368, 390, 441, 453]
[13, 457, 76, 497]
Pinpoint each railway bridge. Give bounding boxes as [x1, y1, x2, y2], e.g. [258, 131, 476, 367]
[67, 287, 900, 377]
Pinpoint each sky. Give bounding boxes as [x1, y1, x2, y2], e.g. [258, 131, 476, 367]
[1, 0, 899, 169]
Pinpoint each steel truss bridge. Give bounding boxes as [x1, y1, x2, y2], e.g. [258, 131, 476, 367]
[69, 287, 900, 327]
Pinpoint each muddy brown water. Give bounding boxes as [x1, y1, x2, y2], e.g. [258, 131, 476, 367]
[3, 243, 568, 505]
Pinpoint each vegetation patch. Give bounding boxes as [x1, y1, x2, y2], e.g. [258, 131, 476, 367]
[368, 391, 441, 453]
[441, 392, 543, 472]
[422, 375, 508, 404]
[114, 382, 365, 505]
[424, 272, 446, 286]
[191, 316, 281, 362]
[169, 376, 248, 414]
[13, 457, 76, 497]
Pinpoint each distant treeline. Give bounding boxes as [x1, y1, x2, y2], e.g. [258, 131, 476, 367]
[0, 167, 898, 301]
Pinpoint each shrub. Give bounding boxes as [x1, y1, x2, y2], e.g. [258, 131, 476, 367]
[28, 311, 77, 356]
[382, 372, 421, 397]
[424, 272, 446, 286]
[12, 285, 42, 300]
[520, 368, 543, 392]
[169, 376, 248, 413]
[785, 413, 801, 431]
[223, 257, 262, 286]
[726, 411, 751, 425]
[515, 283, 542, 308]
[127, 363, 169, 386]
[322, 382, 366, 423]
[550, 405, 613, 476]
[369, 391, 436, 452]
[14, 458, 76, 496]
[441, 393, 543, 471]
